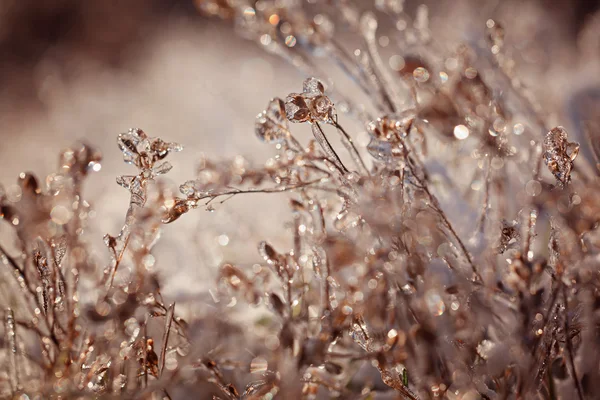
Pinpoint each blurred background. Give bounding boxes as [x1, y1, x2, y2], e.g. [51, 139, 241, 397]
[0, 0, 598, 299]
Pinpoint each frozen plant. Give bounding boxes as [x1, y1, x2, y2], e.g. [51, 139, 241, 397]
[1, 1, 600, 399]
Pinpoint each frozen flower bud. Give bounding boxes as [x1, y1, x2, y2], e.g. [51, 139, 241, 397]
[18, 172, 41, 196]
[162, 198, 190, 224]
[303, 77, 325, 94]
[285, 93, 311, 123]
[255, 98, 288, 143]
[498, 219, 520, 253]
[59, 142, 102, 178]
[308, 95, 335, 122]
[366, 114, 413, 161]
[367, 139, 404, 161]
[117, 128, 182, 170]
[367, 115, 414, 142]
[543, 126, 579, 186]
[303, 77, 335, 122]
[285, 77, 336, 123]
[118, 128, 146, 166]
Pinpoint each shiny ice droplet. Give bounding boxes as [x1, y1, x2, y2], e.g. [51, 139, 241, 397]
[413, 67, 430, 82]
[453, 124, 469, 140]
[476, 339, 495, 360]
[217, 234, 230, 246]
[250, 357, 268, 374]
[389, 55, 405, 71]
[89, 161, 102, 172]
[142, 254, 155, 270]
[513, 123, 525, 135]
[464, 67, 478, 79]
[525, 180, 542, 196]
[425, 290, 445, 316]
[485, 19, 504, 50]
[50, 205, 73, 225]
[180, 180, 197, 197]
[243, 7, 255, 17]
[285, 35, 297, 47]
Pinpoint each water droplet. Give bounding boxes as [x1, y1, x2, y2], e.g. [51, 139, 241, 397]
[250, 357, 268, 373]
[493, 118, 506, 133]
[260, 34, 272, 46]
[217, 234, 229, 246]
[89, 161, 102, 172]
[243, 7, 255, 17]
[453, 124, 469, 140]
[525, 180, 542, 196]
[389, 55, 405, 71]
[142, 254, 155, 270]
[439, 71, 448, 83]
[268, 14, 279, 25]
[476, 339, 495, 360]
[285, 35, 297, 47]
[486, 19, 505, 50]
[50, 205, 73, 225]
[425, 290, 445, 316]
[265, 335, 280, 350]
[464, 67, 478, 79]
[413, 67, 430, 82]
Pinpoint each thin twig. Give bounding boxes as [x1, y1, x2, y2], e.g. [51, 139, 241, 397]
[159, 303, 175, 377]
[562, 284, 584, 400]
[333, 120, 370, 175]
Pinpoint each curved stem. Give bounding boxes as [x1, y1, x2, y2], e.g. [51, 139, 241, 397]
[311, 122, 349, 174]
[333, 120, 369, 175]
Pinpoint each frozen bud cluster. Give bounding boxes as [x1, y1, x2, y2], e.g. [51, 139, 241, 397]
[366, 114, 414, 161]
[543, 126, 579, 185]
[285, 77, 335, 123]
[255, 97, 288, 143]
[117, 128, 182, 171]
